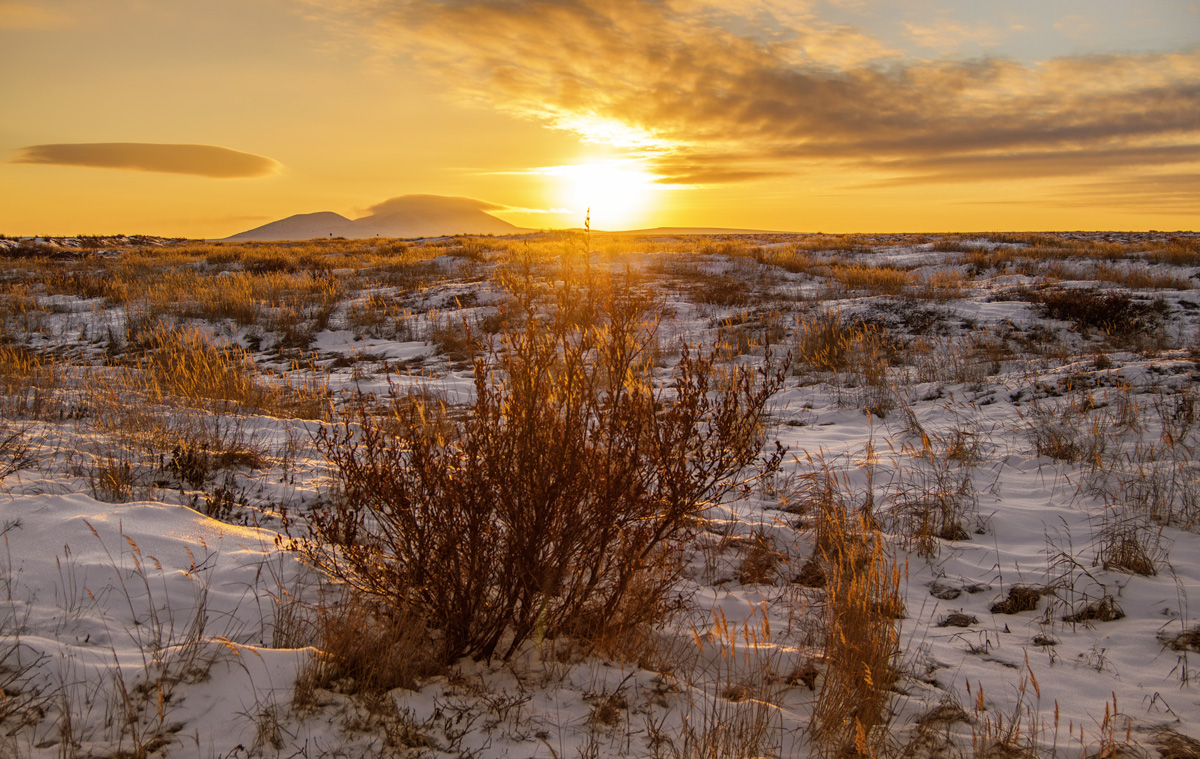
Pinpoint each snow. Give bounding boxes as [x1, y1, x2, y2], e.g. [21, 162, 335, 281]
[1, 231, 1199, 758]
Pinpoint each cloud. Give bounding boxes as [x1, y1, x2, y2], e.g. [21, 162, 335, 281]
[904, 19, 1002, 50]
[859, 145, 1200, 187]
[316, 0, 1200, 189]
[0, 1, 72, 29]
[11, 143, 281, 178]
[364, 194, 504, 217]
[1050, 173, 1200, 214]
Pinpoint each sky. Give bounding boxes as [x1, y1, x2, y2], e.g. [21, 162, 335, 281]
[1, 0, 1198, 236]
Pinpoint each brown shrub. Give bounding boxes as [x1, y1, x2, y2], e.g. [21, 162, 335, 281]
[303, 278, 788, 663]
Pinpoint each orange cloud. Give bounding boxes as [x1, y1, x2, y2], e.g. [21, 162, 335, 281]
[12, 143, 281, 178]
[332, 0, 1200, 188]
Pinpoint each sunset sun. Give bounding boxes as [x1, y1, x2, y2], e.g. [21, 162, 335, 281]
[552, 161, 662, 230]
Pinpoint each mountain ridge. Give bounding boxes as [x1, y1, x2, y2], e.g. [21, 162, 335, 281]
[225, 195, 526, 241]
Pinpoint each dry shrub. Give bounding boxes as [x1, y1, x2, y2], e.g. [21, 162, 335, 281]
[1030, 288, 1168, 339]
[303, 277, 788, 663]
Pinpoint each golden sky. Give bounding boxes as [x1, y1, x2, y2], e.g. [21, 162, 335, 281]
[2, 0, 1198, 236]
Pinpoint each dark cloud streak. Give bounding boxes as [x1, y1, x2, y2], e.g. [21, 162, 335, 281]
[11, 143, 280, 178]
[860, 145, 1200, 187]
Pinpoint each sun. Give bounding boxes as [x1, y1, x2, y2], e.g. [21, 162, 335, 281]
[552, 161, 661, 230]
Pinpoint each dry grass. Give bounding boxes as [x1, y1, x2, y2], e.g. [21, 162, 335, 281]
[1094, 513, 1161, 576]
[1063, 595, 1124, 624]
[1146, 728, 1200, 759]
[795, 310, 888, 375]
[125, 326, 330, 418]
[736, 529, 782, 585]
[1093, 264, 1192, 290]
[915, 269, 968, 301]
[293, 594, 440, 703]
[1159, 627, 1200, 654]
[885, 415, 980, 558]
[989, 585, 1044, 615]
[0, 345, 58, 417]
[826, 263, 911, 297]
[1024, 399, 1102, 465]
[667, 608, 787, 759]
[801, 461, 903, 759]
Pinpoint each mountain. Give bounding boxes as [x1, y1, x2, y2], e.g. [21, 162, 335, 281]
[226, 211, 358, 241]
[225, 195, 525, 241]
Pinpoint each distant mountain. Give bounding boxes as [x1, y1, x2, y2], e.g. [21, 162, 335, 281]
[226, 195, 526, 241]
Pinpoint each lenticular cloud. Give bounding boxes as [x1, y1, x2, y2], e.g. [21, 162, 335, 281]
[12, 142, 280, 178]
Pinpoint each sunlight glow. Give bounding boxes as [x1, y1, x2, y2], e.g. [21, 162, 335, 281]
[537, 161, 663, 230]
[553, 115, 671, 151]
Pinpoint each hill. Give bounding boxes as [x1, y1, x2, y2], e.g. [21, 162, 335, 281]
[226, 195, 525, 241]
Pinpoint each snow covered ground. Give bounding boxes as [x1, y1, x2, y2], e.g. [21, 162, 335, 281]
[1, 231, 1198, 758]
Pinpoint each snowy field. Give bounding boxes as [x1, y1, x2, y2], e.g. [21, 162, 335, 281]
[0, 231, 1198, 758]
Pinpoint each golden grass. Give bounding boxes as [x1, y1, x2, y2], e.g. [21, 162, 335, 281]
[118, 326, 330, 418]
[1093, 264, 1192, 290]
[915, 269, 968, 301]
[795, 311, 888, 374]
[811, 501, 903, 758]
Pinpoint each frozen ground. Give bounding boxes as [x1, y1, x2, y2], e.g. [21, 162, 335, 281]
[1, 231, 1198, 758]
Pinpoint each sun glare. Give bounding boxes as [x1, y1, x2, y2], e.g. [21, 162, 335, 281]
[549, 161, 661, 230]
